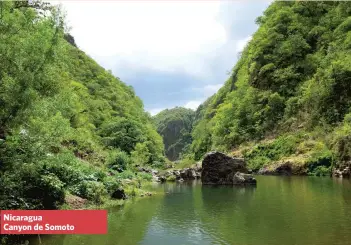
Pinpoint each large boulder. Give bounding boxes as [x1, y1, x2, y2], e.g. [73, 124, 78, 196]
[201, 152, 256, 185]
[111, 188, 127, 200]
[180, 168, 197, 180]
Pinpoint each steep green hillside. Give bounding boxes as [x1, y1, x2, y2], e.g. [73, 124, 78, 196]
[153, 107, 194, 161]
[190, 1, 351, 175]
[0, 1, 164, 212]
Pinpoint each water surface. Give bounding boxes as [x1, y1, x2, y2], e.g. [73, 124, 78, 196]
[36, 176, 351, 245]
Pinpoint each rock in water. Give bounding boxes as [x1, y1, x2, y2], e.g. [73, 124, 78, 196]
[201, 152, 256, 185]
[158, 176, 166, 183]
[233, 172, 257, 185]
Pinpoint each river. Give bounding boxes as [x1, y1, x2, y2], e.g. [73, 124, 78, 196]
[34, 176, 351, 245]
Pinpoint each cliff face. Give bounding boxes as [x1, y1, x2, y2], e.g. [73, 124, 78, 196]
[153, 107, 194, 161]
[190, 1, 351, 175]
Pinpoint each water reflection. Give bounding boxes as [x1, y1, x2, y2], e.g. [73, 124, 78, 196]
[32, 176, 351, 245]
[141, 180, 216, 245]
[199, 185, 256, 245]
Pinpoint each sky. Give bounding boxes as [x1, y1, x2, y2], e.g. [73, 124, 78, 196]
[55, 0, 271, 115]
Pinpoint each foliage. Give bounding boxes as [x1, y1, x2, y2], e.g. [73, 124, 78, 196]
[243, 135, 301, 170]
[137, 172, 153, 181]
[116, 170, 136, 180]
[174, 158, 197, 170]
[189, 1, 351, 171]
[107, 150, 131, 170]
[103, 176, 122, 196]
[0, 164, 65, 210]
[331, 113, 351, 162]
[100, 118, 145, 154]
[131, 142, 152, 165]
[0, 1, 164, 212]
[73, 181, 107, 204]
[166, 175, 176, 181]
[310, 166, 331, 177]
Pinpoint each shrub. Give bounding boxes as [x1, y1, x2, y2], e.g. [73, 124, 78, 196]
[43, 153, 107, 186]
[137, 172, 153, 181]
[107, 150, 131, 170]
[332, 113, 351, 162]
[175, 158, 196, 169]
[306, 149, 334, 175]
[166, 175, 176, 181]
[39, 174, 66, 209]
[72, 181, 107, 204]
[247, 155, 271, 171]
[44, 160, 85, 187]
[311, 166, 331, 176]
[125, 186, 142, 197]
[116, 170, 135, 180]
[131, 142, 151, 165]
[244, 134, 301, 170]
[151, 161, 164, 169]
[0, 165, 65, 210]
[103, 176, 121, 195]
[92, 170, 107, 182]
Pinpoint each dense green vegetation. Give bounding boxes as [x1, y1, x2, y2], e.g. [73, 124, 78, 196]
[153, 107, 194, 161]
[1, 0, 351, 218]
[189, 1, 351, 175]
[4, 1, 351, 244]
[0, 0, 165, 214]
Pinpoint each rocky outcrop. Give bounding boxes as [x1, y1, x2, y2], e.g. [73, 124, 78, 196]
[136, 167, 164, 182]
[64, 33, 77, 47]
[153, 175, 166, 183]
[233, 172, 257, 185]
[180, 168, 197, 180]
[153, 168, 201, 182]
[201, 152, 256, 185]
[135, 163, 202, 182]
[333, 164, 351, 178]
[173, 170, 180, 178]
[258, 161, 307, 175]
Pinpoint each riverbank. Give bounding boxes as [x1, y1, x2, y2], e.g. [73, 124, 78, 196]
[0, 181, 164, 245]
[61, 179, 166, 210]
[225, 133, 335, 177]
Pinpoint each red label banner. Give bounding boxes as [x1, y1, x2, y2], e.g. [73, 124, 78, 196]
[0, 210, 107, 234]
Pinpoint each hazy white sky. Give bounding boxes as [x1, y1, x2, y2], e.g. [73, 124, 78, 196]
[53, 0, 270, 115]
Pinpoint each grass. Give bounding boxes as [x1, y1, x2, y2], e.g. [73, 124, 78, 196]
[228, 130, 335, 175]
[173, 158, 198, 169]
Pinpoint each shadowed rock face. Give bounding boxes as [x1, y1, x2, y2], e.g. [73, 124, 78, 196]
[180, 168, 197, 180]
[201, 152, 256, 185]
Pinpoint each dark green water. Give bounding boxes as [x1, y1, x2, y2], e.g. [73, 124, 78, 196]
[36, 176, 351, 245]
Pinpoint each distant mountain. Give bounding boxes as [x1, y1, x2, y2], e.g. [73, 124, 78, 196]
[153, 107, 194, 161]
